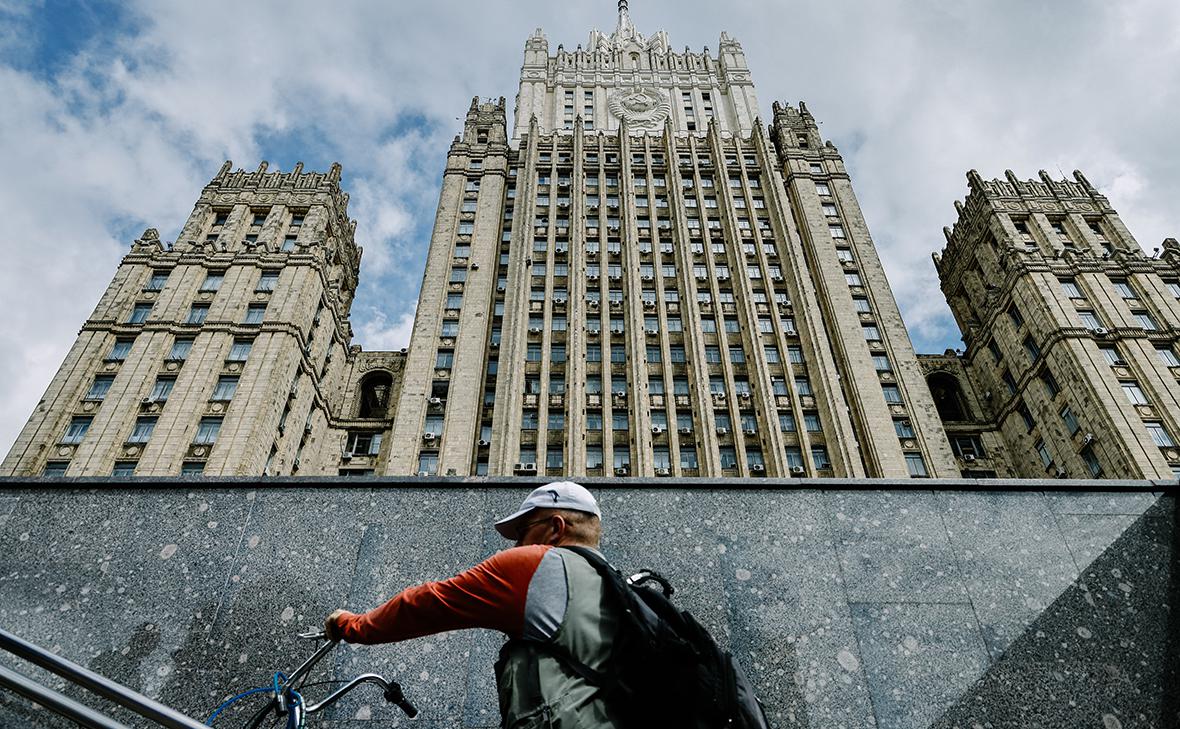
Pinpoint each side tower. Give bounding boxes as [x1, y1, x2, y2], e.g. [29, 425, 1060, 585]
[387, 98, 512, 476]
[2, 162, 361, 477]
[935, 170, 1180, 479]
[771, 102, 957, 478]
[388, 3, 956, 479]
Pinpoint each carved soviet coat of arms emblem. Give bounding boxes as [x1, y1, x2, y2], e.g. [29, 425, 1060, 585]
[607, 87, 671, 130]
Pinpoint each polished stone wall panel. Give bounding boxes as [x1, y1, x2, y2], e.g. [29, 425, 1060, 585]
[0, 481, 1174, 729]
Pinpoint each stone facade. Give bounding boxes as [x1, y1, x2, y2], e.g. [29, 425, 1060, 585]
[933, 170, 1180, 479]
[5, 8, 1175, 482]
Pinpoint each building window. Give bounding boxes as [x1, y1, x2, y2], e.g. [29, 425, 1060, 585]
[436, 349, 454, 369]
[784, 447, 803, 469]
[795, 377, 813, 396]
[127, 416, 157, 444]
[872, 355, 892, 372]
[1134, 313, 1158, 330]
[1035, 440, 1053, 469]
[282, 235, 297, 252]
[1112, 279, 1138, 299]
[128, 303, 152, 324]
[1060, 405, 1080, 435]
[107, 338, 135, 362]
[1146, 422, 1176, 448]
[811, 446, 830, 470]
[186, 304, 210, 325]
[815, 182, 831, 196]
[168, 338, 193, 362]
[882, 384, 902, 403]
[719, 447, 738, 469]
[779, 413, 796, 432]
[200, 272, 224, 293]
[1081, 446, 1103, 477]
[1023, 336, 1040, 362]
[1157, 345, 1180, 367]
[612, 412, 629, 431]
[803, 412, 822, 433]
[244, 304, 267, 324]
[586, 446, 603, 468]
[417, 452, 439, 475]
[862, 325, 881, 342]
[1060, 279, 1083, 299]
[894, 419, 915, 438]
[181, 461, 206, 476]
[149, 376, 175, 403]
[345, 432, 382, 456]
[1078, 310, 1103, 330]
[441, 320, 459, 337]
[211, 376, 239, 401]
[43, 461, 69, 477]
[1121, 381, 1148, 405]
[228, 339, 253, 362]
[1041, 369, 1060, 398]
[905, 453, 928, 477]
[256, 271, 279, 292]
[62, 416, 92, 445]
[1007, 306, 1024, 329]
[85, 375, 115, 401]
[194, 417, 223, 445]
[1099, 345, 1124, 366]
[145, 271, 169, 292]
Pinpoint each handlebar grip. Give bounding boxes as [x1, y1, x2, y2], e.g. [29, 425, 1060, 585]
[384, 683, 418, 718]
[397, 698, 418, 719]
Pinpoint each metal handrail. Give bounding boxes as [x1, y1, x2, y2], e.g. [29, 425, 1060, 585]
[0, 627, 207, 729]
[0, 662, 130, 729]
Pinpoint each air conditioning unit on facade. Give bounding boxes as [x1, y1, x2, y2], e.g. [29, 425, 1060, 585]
[423, 433, 437, 442]
[791, 466, 805, 475]
[678, 427, 693, 435]
[1082, 432, 1095, 446]
[1093, 327, 1109, 336]
[716, 427, 729, 435]
[515, 463, 537, 473]
[962, 454, 976, 462]
[651, 426, 665, 434]
[303, 423, 313, 435]
[655, 467, 671, 476]
[614, 467, 630, 476]
[751, 464, 765, 473]
[477, 439, 490, 447]
[417, 471, 431, 477]
[428, 397, 443, 406]
[744, 428, 757, 436]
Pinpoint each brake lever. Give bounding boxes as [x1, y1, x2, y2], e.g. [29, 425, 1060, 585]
[297, 629, 327, 641]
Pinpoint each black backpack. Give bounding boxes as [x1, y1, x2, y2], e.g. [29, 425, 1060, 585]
[545, 546, 771, 729]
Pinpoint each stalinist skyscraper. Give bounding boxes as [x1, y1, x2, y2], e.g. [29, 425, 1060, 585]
[386, 2, 957, 478]
[47, 2, 1180, 480]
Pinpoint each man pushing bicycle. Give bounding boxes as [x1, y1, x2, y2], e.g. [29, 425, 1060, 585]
[324, 481, 625, 728]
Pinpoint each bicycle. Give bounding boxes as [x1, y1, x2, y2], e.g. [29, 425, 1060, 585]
[205, 629, 417, 728]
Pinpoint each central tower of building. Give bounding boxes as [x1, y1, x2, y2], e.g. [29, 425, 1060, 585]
[387, 3, 956, 478]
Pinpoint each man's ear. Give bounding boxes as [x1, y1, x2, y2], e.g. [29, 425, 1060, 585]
[549, 515, 568, 544]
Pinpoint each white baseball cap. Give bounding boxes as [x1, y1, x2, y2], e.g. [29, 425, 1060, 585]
[495, 481, 601, 539]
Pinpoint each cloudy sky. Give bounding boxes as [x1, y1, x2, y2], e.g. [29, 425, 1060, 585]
[1, 0, 1176, 455]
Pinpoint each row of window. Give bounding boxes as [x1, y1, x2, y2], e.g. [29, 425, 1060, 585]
[127, 301, 268, 326]
[44, 460, 208, 477]
[61, 414, 224, 447]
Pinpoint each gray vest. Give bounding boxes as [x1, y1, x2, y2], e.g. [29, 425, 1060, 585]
[494, 549, 625, 729]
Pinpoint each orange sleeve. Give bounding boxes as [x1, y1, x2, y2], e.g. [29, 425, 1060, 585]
[335, 544, 551, 644]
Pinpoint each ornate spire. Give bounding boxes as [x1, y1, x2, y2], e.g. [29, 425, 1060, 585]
[615, 0, 637, 39]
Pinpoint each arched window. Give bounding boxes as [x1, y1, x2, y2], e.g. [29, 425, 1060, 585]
[357, 371, 393, 419]
[927, 372, 970, 422]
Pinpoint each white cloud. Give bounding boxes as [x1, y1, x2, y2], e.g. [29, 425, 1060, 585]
[355, 303, 417, 352]
[0, 0, 1177, 455]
